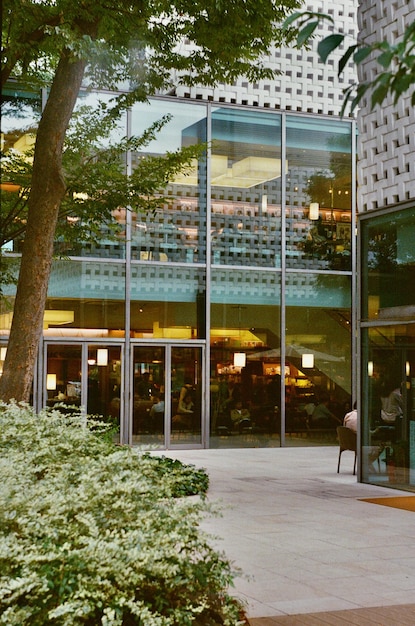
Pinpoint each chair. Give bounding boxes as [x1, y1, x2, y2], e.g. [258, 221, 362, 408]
[336, 426, 357, 475]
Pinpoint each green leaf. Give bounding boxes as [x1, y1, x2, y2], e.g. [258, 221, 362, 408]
[318, 34, 345, 63]
[282, 11, 333, 31]
[353, 46, 372, 64]
[338, 44, 358, 76]
[391, 71, 413, 102]
[297, 21, 319, 47]
[371, 81, 391, 107]
[377, 50, 394, 69]
[282, 11, 305, 30]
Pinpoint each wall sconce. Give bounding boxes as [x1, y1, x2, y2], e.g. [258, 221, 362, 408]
[87, 358, 96, 366]
[309, 203, 319, 220]
[301, 353, 314, 369]
[406, 361, 411, 377]
[367, 361, 374, 377]
[97, 349, 108, 366]
[234, 352, 246, 368]
[47, 374, 57, 390]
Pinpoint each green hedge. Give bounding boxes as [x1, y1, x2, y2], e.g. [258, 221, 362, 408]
[0, 403, 245, 625]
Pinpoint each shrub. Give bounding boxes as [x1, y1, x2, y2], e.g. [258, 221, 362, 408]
[0, 402, 245, 625]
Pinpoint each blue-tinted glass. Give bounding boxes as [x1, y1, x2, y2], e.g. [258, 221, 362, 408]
[211, 108, 282, 269]
[361, 206, 415, 320]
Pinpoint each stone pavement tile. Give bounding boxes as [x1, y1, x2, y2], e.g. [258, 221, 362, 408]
[247, 603, 415, 625]
[151, 448, 415, 618]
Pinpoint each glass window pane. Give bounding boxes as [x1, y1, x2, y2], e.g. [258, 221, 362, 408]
[45, 259, 125, 335]
[46, 344, 82, 407]
[211, 108, 282, 268]
[130, 264, 205, 339]
[130, 99, 207, 263]
[361, 206, 415, 320]
[285, 273, 352, 442]
[59, 91, 127, 259]
[361, 324, 415, 489]
[210, 268, 281, 446]
[88, 344, 122, 442]
[1, 86, 41, 253]
[286, 116, 353, 271]
[171, 346, 203, 445]
[133, 346, 165, 445]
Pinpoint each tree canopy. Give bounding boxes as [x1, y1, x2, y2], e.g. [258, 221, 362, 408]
[0, 0, 302, 402]
[2, 0, 301, 91]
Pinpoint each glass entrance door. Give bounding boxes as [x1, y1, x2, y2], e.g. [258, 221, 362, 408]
[132, 344, 204, 448]
[45, 344, 82, 410]
[44, 343, 122, 443]
[87, 345, 122, 442]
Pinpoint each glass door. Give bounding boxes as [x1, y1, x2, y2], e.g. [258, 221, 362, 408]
[44, 343, 122, 443]
[132, 346, 166, 445]
[45, 344, 82, 410]
[87, 344, 122, 442]
[170, 346, 203, 447]
[132, 344, 204, 448]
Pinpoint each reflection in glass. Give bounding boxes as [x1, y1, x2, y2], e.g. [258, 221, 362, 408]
[285, 116, 352, 271]
[210, 271, 281, 444]
[1, 87, 41, 253]
[130, 265, 205, 339]
[361, 206, 415, 320]
[211, 108, 282, 268]
[45, 259, 125, 334]
[59, 91, 127, 259]
[284, 298, 352, 440]
[130, 99, 207, 263]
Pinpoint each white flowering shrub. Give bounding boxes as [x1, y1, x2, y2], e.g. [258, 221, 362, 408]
[0, 403, 245, 625]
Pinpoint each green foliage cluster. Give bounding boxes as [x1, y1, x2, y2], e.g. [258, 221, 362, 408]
[0, 102, 204, 251]
[284, 11, 415, 115]
[2, 0, 301, 92]
[0, 403, 244, 625]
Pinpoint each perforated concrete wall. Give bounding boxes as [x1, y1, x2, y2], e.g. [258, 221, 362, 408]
[169, 1, 358, 117]
[357, 0, 415, 212]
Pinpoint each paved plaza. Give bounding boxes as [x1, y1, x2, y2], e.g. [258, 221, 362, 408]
[152, 446, 415, 623]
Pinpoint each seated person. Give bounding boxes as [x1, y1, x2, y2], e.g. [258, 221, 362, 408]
[172, 382, 194, 429]
[310, 393, 341, 429]
[343, 403, 357, 432]
[150, 393, 164, 414]
[372, 380, 403, 443]
[149, 393, 165, 432]
[136, 372, 156, 399]
[230, 400, 252, 432]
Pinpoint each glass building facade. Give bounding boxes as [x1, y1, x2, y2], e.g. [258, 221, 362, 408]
[1, 87, 356, 449]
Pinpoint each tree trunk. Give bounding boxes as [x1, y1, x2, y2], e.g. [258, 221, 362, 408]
[0, 51, 86, 403]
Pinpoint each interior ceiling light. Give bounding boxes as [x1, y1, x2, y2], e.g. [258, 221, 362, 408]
[170, 155, 286, 188]
[0, 310, 75, 330]
[233, 352, 246, 367]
